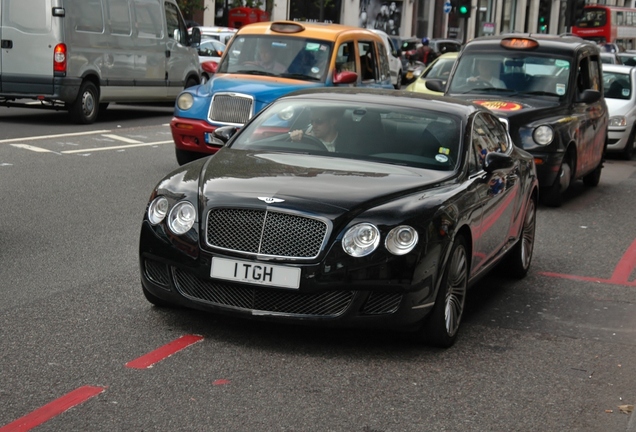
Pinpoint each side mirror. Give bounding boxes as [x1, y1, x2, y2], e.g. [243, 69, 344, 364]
[425, 78, 446, 93]
[333, 71, 358, 85]
[577, 89, 601, 104]
[190, 27, 201, 46]
[483, 152, 514, 173]
[213, 126, 239, 145]
[201, 61, 218, 75]
[173, 29, 181, 43]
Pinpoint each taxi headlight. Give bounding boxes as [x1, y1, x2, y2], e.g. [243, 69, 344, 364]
[533, 125, 554, 145]
[609, 116, 627, 127]
[385, 225, 418, 255]
[342, 223, 380, 257]
[177, 92, 194, 110]
[167, 201, 196, 235]
[148, 196, 169, 225]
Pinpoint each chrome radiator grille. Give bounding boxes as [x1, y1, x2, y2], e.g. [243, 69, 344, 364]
[209, 93, 253, 124]
[207, 208, 328, 259]
[174, 268, 353, 316]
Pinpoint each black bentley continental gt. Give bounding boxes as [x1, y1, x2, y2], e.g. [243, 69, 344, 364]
[139, 88, 538, 347]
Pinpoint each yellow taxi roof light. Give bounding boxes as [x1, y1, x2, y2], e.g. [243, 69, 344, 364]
[270, 22, 305, 34]
[501, 38, 539, 50]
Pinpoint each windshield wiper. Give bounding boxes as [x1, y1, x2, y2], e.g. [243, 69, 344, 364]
[280, 73, 321, 81]
[459, 87, 513, 94]
[236, 70, 278, 77]
[521, 90, 559, 97]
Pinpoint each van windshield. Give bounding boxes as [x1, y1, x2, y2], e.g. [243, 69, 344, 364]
[447, 53, 572, 98]
[217, 35, 333, 82]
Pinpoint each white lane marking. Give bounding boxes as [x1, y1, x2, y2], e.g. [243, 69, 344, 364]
[1, 163, 13, 166]
[0, 130, 111, 144]
[11, 144, 58, 153]
[61, 140, 173, 154]
[102, 134, 143, 144]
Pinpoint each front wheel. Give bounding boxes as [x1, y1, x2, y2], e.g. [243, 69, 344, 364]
[423, 235, 468, 348]
[68, 81, 99, 124]
[622, 126, 635, 160]
[582, 161, 602, 187]
[541, 159, 571, 207]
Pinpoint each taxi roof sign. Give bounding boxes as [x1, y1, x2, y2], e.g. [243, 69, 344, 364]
[501, 38, 539, 50]
[270, 22, 305, 34]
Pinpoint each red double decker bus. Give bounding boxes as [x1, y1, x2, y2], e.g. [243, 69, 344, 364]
[572, 4, 636, 50]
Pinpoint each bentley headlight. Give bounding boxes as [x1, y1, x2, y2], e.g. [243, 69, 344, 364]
[533, 125, 554, 145]
[148, 196, 169, 225]
[609, 116, 627, 127]
[168, 201, 196, 235]
[342, 223, 380, 257]
[177, 92, 194, 110]
[385, 226, 418, 255]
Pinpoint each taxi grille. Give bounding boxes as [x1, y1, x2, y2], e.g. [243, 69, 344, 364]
[173, 268, 353, 316]
[206, 208, 328, 259]
[208, 93, 253, 124]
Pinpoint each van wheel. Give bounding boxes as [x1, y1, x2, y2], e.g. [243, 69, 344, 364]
[185, 77, 198, 88]
[68, 81, 99, 124]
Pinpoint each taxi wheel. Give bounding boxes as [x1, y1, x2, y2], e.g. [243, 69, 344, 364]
[583, 161, 602, 187]
[542, 158, 571, 207]
[176, 148, 204, 166]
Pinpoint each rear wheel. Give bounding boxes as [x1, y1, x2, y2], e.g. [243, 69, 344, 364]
[503, 196, 536, 279]
[424, 235, 468, 348]
[68, 81, 99, 124]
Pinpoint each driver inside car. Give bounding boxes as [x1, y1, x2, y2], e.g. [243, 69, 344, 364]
[289, 108, 342, 152]
[255, 42, 286, 73]
[468, 60, 506, 89]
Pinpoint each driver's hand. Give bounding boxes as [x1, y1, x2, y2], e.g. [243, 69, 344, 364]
[289, 130, 303, 141]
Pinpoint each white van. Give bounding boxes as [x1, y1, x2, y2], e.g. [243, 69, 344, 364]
[0, 0, 201, 123]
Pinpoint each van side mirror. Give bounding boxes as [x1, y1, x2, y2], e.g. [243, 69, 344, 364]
[190, 27, 201, 46]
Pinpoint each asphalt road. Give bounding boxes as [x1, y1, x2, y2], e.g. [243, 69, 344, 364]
[0, 105, 635, 431]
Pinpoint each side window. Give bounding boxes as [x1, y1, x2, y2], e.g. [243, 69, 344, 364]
[589, 57, 601, 91]
[472, 113, 507, 167]
[133, 0, 163, 39]
[5, 0, 51, 33]
[76, 0, 104, 33]
[165, 2, 187, 43]
[336, 42, 357, 75]
[577, 57, 592, 92]
[107, 0, 132, 36]
[358, 41, 378, 82]
[377, 42, 391, 82]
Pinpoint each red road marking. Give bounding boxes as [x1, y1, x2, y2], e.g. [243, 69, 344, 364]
[213, 379, 231, 386]
[0, 385, 105, 432]
[540, 238, 636, 286]
[125, 334, 204, 369]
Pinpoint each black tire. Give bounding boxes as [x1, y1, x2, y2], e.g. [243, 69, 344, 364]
[142, 285, 173, 308]
[541, 158, 570, 207]
[621, 126, 635, 160]
[424, 235, 468, 348]
[504, 196, 536, 279]
[68, 81, 99, 124]
[201, 73, 209, 84]
[582, 161, 602, 187]
[175, 148, 204, 166]
[185, 77, 198, 88]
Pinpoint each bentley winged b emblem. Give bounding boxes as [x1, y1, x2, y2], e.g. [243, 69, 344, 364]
[258, 196, 285, 204]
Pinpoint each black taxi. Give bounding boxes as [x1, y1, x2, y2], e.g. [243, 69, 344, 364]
[427, 34, 607, 207]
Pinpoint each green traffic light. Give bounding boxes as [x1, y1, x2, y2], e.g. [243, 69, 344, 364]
[539, 16, 545, 23]
[459, 5, 468, 14]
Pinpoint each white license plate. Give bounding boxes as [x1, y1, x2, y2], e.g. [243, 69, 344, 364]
[210, 257, 301, 289]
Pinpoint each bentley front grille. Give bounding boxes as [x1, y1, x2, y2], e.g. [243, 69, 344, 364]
[174, 268, 353, 316]
[206, 208, 328, 259]
[209, 93, 253, 124]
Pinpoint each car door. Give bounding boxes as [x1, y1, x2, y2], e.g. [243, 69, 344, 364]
[165, 1, 196, 98]
[469, 113, 521, 275]
[357, 40, 391, 88]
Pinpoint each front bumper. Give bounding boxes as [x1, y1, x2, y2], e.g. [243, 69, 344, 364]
[527, 150, 563, 188]
[170, 117, 224, 155]
[606, 126, 631, 152]
[139, 222, 437, 331]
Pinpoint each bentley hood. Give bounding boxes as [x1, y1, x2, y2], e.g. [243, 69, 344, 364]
[461, 96, 561, 120]
[198, 149, 453, 214]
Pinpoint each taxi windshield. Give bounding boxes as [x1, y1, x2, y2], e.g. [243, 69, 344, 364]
[447, 53, 571, 98]
[217, 35, 333, 82]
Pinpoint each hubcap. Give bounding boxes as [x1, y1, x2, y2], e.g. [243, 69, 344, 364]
[82, 91, 95, 117]
[521, 199, 536, 269]
[444, 244, 467, 336]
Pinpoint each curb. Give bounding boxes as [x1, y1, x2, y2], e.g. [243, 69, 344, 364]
[628, 407, 636, 432]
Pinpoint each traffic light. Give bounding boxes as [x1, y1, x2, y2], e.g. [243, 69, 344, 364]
[569, 0, 586, 26]
[457, 0, 471, 18]
[538, 0, 551, 33]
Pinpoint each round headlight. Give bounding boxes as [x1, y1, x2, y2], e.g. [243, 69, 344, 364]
[342, 223, 380, 257]
[167, 201, 196, 235]
[533, 125, 554, 145]
[609, 116, 627, 127]
[385, 225, 419, 255]
[148, 196, 169, 225]
[177, 92, 194, 111]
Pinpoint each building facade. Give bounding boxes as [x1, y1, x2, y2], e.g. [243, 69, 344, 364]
[197, 0, 633, 43]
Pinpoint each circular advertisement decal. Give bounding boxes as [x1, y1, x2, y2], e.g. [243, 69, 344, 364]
[474, 100, 523, 111]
